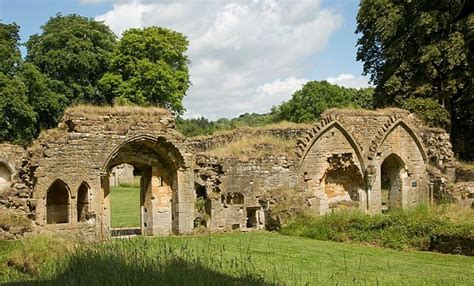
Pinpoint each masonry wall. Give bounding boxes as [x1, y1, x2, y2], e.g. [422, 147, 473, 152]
[194, 154, 298, 231]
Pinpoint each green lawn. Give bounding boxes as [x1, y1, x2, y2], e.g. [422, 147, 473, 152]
[110, 186, 140, 228]
[1, 232, 473, 285]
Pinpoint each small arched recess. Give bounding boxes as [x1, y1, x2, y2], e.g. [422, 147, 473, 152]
[77, 182, 90, 223]
[46, 179, 71, 224]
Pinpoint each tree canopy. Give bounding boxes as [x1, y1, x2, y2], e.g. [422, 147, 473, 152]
[356, 0, 473, 159]
[99, 27, 191, 114]
[0, 23, 66, 145]
[26, 14, 117, 104]
[272, 81, 374, 123]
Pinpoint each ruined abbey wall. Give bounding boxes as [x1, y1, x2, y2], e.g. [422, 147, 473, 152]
[0, 107, 456, 240]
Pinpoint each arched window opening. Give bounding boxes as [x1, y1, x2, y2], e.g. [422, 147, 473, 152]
[47, 180, 70, 224]
[77, 182, 90, 222]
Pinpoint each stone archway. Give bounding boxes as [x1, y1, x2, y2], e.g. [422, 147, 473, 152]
[380, 154, 407, 211]
[101, 136, 186, 237]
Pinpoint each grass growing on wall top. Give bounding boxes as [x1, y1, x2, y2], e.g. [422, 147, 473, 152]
[203, 135, 296, 160]
[1, 232, 473, 285]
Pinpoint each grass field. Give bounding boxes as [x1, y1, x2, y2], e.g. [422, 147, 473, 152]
[110, 186, 140, 228]
[1, 232, 473, 285]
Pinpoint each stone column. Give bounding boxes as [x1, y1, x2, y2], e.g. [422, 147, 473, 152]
[100, 176, 110, 239]
[176, 167, 194, 234]
[149, 166, 172, 236]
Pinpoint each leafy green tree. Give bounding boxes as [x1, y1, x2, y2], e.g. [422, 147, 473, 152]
[356, 0, 473, 159]
[351, 87, 375, 110]
[20, 63, 68, 131]
[272, 81, 370, 123]
[26, 14, 116, 104]
[99, 27, 191, 114]
[0, 22, 67, 145]
[0, 74, 37, 145]
[0, 22, 21, 76]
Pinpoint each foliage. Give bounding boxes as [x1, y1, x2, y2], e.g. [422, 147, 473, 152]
[26, 14, 117, 104]
[176, 113, 277, 137]
[2, 233, 473, 285]
[280, 205, 474, 252]
[100, 27, 190, 114]
[356, 0, 474, 159]
[401, 97, 450, 128]
[271, 81, 374, 123]
[176, 116, 216, 137]
[0, 22, 21, 76]
[0, 73, 37, 144]
[0, 23, 67, 145]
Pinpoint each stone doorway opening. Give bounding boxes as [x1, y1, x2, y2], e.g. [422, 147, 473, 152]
[101, 137, 183, 238]
[381, 154, 406, 212]
[246, 207, 259, 229]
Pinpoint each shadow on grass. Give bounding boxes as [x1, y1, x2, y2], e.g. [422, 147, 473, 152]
[5, 256, 274, 286]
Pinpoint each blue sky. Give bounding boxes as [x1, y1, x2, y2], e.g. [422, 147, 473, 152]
[0, 0, 369, 119]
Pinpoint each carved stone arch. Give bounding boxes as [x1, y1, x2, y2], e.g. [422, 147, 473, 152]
[102, 135, 186, 171]
[100, 134, 193, 237]
[297, 117, 365, 172]
[368, 118, 427, 162]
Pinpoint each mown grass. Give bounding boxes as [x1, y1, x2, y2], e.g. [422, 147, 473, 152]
[110, 186, 140, 228]
[280, 205, 474, 252]
[0, 232, 473, 285]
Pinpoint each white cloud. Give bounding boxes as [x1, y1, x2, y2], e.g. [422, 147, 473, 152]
[326, 73, 371, 89]
[95, 0, 343, 118]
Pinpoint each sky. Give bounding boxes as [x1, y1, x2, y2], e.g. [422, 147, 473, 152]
[0, 0, 370, 119]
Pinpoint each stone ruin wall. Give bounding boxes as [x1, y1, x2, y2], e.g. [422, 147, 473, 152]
[0, 107, 460, 240]
[1, 107, 196, 240]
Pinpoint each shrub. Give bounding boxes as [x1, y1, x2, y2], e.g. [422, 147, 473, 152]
[280, 205, 474, 253]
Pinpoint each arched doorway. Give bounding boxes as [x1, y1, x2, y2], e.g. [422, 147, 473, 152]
[101, 136, 185, 237]
[380, 154, 407, 211]
[46, 180, 70, 224]
[77, 182, 90, 222]
[0, 162, 12, 191]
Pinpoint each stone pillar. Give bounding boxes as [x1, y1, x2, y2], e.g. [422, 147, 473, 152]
[357, 189, 367, 213]
[176, 168, 194, 234]
[149, 166, 172, 236]
[100, 176, 110, 239]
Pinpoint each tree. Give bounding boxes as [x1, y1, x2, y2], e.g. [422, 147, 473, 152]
[272, 81, 372, 123]
[19, 63, 67, 131]
[0, 22, 21, 76]
[26, 14, 116, 104]
[356, 0, 474, 159]
[0, 73, 37, 145]
[99, 27, 191, 114]
[0, 22, 67, 145]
